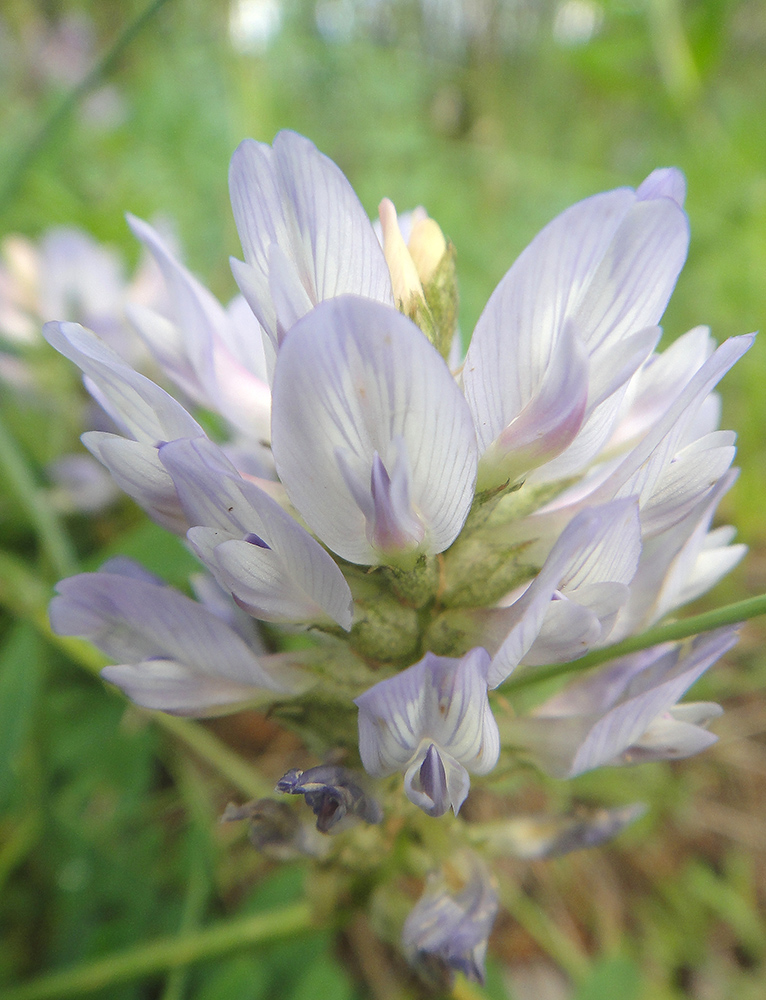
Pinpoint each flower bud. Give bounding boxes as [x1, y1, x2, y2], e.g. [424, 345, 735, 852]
[378, 200, 458, 359]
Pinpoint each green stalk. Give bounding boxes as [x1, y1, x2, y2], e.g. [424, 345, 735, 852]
[156, 714, 272, 800]
[158, 855, 209, 1000]
[502, 594, 766, 694]
[0, 414, 77, 579]
[0, 902, 312, 1000]
[0, 0, 173, 214]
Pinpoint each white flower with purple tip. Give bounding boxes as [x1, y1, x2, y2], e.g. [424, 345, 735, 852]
[271, 295, 478, 565]
[512, 628, 736, 778]
[158, 435, 354, 628]
[463, 169, 690, 489]
[355, 649, 499, 817]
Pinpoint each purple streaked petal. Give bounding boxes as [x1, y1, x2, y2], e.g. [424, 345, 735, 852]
[612, 472, 741, 639]
[636, 167, 686, 205]
[521, 599, 602, 666]
[585, 325, 661, 413]
[271, 295, 477, 564]
[594, 335, 754, 507]
[127, 214, 217, 389]
[516, 628, 738, 777]
[487, 500, 639, 686]
[229, 256, 278, 361]
[607, 325, 715, 450]
[368, 448, 425, 555]
[127, 216, 272, 442]
[475, 321, 589, 487]
[267, 242, 314, 343]
[616, 709, 720, 764]
[101, 660, 274, 716]
[82, 431, 187, 533]
[638, 432, 736, 537]
[464, 189, 636, 451]
[229, 131, 393, 344]
[159, 437, 353, 629]
[572, 197, 689, 357]
[50, 571, 299, 714]
[211, 536, 348, 625]
[355, 649, 499, 815]
[43, 321, 202, 443]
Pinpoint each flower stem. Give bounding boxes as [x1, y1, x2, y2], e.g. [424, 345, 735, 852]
[0, 902, 312, 1000]
[502, 594, 766, 693]
[0, 414, 77, 579]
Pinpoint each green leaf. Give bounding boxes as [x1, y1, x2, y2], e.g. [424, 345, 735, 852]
[0, 622, 45, 809]
[573, 957, 641, 1000]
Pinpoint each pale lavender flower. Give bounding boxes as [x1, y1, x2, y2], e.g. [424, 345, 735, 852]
[469, 498, 643, 686]
[126, 215, 272, 451]
[402, 857, 498, 985]
[42, 132, 749, 822]
[49, 559, 304, 715]
[609, 470, 746, 641]
[355, 649, 499, 816]
[463, 169, 689, 489]
[468, 802, 647, 860]
[511, 628, 736, 778]
[157, 436, 354, 628]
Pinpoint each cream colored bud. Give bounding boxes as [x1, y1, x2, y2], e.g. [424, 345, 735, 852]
[2, 236, 39, 305]
[378, 198, 424, 310]
[408, 217, 447, 286]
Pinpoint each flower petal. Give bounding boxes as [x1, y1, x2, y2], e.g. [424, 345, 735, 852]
[271, 295, 477, 564]
[82, 431, 187, 533]
[229, 130, 393, 343]
[43, 321, 202, 443]
[355, 649, 499, 815]
[159, 437, 354, 629]
[516, 628, 738, 777]
[50, 570, 298, 714]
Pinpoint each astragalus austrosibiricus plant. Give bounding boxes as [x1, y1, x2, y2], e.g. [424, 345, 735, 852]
[44, 131, 753, 986]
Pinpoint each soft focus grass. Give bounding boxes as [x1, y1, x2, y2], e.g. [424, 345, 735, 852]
[1, 1, 766, 998]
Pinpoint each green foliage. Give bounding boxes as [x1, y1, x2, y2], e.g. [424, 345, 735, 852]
[1, 0, 766, 997]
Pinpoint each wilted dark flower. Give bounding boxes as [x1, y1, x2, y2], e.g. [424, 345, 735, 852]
[220, 798, 323, 858]
[276, 764, 383, 833]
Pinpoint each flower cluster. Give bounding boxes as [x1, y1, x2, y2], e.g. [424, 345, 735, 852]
[45, 131, 752, 984]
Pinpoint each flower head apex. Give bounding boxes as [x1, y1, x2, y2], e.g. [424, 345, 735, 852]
[228, 129, 394, 364]
[378, 199, 457, 358]
[355, 648, 499, 816]
[402, 856, 499, 985]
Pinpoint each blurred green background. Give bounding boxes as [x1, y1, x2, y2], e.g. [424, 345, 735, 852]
[1, 1, 766, 998]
